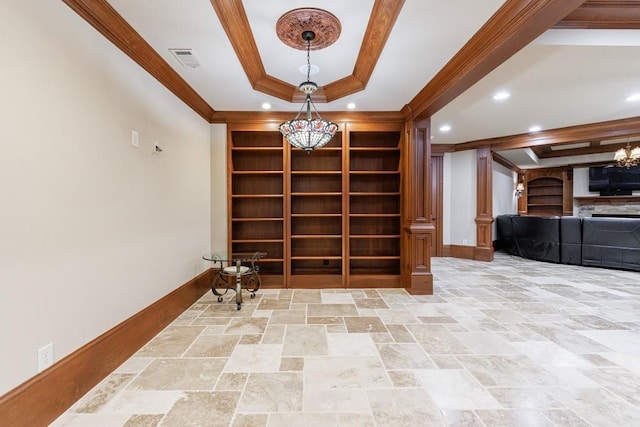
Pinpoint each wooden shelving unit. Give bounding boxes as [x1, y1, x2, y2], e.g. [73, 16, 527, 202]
[229, 129, 284, 287]
[520, 167, 573, 217]
[288, 134, 344, 287]
[348, 127, 402, 287]
[227, 123, 403, 288]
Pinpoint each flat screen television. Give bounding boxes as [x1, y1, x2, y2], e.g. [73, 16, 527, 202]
[589, 165, 640, 195]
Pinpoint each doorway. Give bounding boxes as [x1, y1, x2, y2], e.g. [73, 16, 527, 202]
[430, 154, 443, 256]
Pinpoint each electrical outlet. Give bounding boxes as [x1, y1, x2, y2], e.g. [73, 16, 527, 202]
[37, 342, 54, 372]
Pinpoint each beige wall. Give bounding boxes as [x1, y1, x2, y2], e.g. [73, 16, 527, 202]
[0, 1, 212, 394]
[443, 150, 477, 246]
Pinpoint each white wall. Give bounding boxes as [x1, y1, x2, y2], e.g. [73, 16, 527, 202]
[443, 150, 477, 246]
[492, 161, 518, 238]
[0, 1, 211, 394]
[210, 124, 228, 255]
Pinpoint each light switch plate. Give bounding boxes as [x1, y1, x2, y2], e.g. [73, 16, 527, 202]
[131, 130, 139, 148]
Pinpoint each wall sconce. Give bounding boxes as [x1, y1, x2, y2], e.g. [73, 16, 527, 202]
[515, 182, 524, 198]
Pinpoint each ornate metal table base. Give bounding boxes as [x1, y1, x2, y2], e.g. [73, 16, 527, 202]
[211, 261, 261, 310]
[202, 252, 264, 310]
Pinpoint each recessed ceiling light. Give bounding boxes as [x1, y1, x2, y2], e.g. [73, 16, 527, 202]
[626, 93, 640, 102]
[439, 124, 451, 133]
[346, 102, 356, 110]
[261, 102, 271, 110]
[529, 125, 542, 132]
[493, 91, 510, 101]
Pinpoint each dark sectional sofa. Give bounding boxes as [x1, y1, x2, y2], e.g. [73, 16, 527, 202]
[496, 214, 640, 271]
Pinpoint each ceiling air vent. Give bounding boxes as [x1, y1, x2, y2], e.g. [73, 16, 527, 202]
[169, 48, 202, 68]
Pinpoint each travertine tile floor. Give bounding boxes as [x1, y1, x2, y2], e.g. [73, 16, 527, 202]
[52, 252, 640, 426]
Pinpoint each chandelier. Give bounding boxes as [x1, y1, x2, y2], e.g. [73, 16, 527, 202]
[279, 30, 338, 153]
[614, 142, 640, 168]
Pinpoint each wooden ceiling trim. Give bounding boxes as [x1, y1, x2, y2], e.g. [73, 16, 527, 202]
[62, 0, 215, 121]
[493, 152, 522, 173]
[209, 0, 296, 100]
[455, 116, 640, 151]
[324, 0, 405, 102]
[554, 0, 640, 29]
[209, 110, 404, 124]
[210, 0, 403, 104]
[405, 0, 587, 122]
[536, 142, 630, 158]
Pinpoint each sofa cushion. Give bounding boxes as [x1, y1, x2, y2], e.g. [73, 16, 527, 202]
[582, 217, 640, 271]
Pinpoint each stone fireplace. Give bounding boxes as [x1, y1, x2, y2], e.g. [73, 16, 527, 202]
[575, 196, 640, 218]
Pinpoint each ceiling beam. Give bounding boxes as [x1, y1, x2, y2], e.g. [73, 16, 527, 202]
[455, 116, 640, 151]
[554, 0, 640, 29]
[404, 0, 587, 122]
[62, 0, 215, 121]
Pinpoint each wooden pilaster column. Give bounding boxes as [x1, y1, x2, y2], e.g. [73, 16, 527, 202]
[402, 118, 434, 295]
[475, 147, 494, 261]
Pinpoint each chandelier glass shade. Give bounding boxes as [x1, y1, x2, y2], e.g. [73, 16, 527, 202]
[279, 30, 338, 153]
[614, 143, 640, 168]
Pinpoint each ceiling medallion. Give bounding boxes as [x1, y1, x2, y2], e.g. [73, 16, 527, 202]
[276, 8, 341, 51]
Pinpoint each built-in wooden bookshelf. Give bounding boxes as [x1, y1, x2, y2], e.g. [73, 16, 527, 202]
[520, 167, 573, 216]
[289, 133, 344, 287]
[348, 127, 401, 287]
[229, 129, 284, 286]
[227, 122, 403, 288]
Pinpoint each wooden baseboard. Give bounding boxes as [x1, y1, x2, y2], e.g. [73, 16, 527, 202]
[443, 244, 476, 260]
[0, 268, 214, 427]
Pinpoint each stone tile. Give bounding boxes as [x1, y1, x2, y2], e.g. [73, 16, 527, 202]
[291, 289, 322, 303]
[387, 370, 422, 387]
[256, 298, 291, 310]
[102, 390, 184, 415]
[183, 334, 239, 357]
[279, 357, 303, 371]
[440, 409, 485, 427]
[224, 317, 268, 335]
[123, 414, 164, 427]
[215, 373, 248, 391]
[456, 355, 562, 387]
[327, 333, 377, 356]
[354, 297, 389, 309]
[304, 356, 392, 389]
[453, 331, 520, 355]
[161, 391, 240, 426]
[416, 369, 502, 410]
[306, 316, 344, 325]
[407, 324, 472, 354]
[268, 309, 305, 325]
[223, 344, 282, 373]
[136, 326, 204, 357]
[367, 388, 447, 426]
[385, 324, 415, 343]
[232, 414, 268, 427]
[282, 324, 328, 356]
[261, 324, 285, 344]
[488, 387, 565, 409]
[377, 343, 435, 369]
[128, 358, 225, 390]
[344, 316, 387, 333]
[303, 389, 369, 412]
[475, 409, 554, 427]
[307, 303, 358, 317]
[73, 373, 134, 413]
